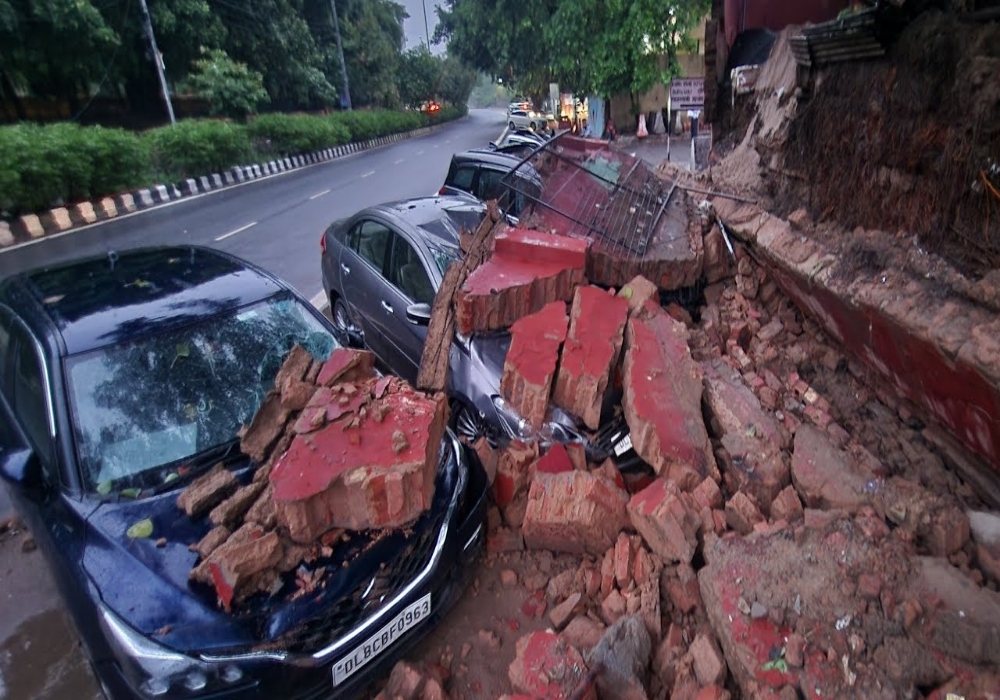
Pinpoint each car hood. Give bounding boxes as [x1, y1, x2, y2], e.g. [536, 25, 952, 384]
[84, 444, 461, 656]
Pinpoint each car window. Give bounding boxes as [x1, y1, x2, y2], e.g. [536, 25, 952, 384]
[478, 168, 508, 202]
[12, 328, 54, 468]
[65, 295, 338, 492]
[387, 234, 435, 305]
[355, 220, 391, 271]
[448, 165, 476, 193]
[0, 309, 11, 394]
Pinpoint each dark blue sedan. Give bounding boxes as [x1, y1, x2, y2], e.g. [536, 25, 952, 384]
[0, 246, 486, 699]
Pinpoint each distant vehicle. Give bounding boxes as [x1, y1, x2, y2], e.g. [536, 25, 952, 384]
[320, 196, 639, 464]
[507, 98, 531, 114]
[0, 245, 486, 700]
[507, 109, 543, 132]
[418, 100, 441, 113]
[438, 149, 542, 218]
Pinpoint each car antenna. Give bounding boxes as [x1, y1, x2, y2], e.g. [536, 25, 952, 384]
[107, 250, 118, 270]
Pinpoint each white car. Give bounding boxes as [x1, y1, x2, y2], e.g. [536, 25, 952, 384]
[507, 109, 543, 132]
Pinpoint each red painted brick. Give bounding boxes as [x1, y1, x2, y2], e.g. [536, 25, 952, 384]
[533, 443, 575, 476]
[618, 275, 660, 315]
[614, 532, 633, 590]
[622, 301, 717, 491]
[552, 286, 630, 429]
[500, 302, 569, 430]
[315, 347, 376, 387]
[269, 379, 447, 541]
[522, 471, 630, 556]
[458, 228, 588, 336]
[508, 630, 593, 700]
[628, 478, 701, 563]
[770, 485, 804, 523]
[665, 562, 703, 615]
[493, 441, 538, 507]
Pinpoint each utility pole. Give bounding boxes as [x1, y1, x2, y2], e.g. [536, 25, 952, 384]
[138, 0, 175, 125]
[330, 0, 352, 110]
[422, 0, 431, 51]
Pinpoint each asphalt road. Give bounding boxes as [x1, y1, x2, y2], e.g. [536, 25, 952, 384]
[0, 108, 507, 306]
[0, 108, 506, 700]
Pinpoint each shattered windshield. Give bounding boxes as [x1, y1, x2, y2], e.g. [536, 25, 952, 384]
[65, 295, 337, 493]
[428, 244, 460, 275]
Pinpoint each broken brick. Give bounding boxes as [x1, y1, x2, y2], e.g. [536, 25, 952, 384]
[622, 300, 717, 490]
[269, 383, 448, 541]
[315, 347, 376, 387]
[458, 228, 588, 336]
[493, 441, 539, 507]
[177, 464, 239, 518]
[488, 526, 525, 554]
[692, 477, 723, 511]
[561, 615, 606, 651]
[280, 379, 318, 411]
[193, 525, 231, 559]
[549, 592, 583, 631]
[508, 630, 592, 700]
[240, 394, 291, 464]
[600, 589, 626, 625]
[533, 443, 575, 476]
[500, 301, 570, 430]
[614, 532, 633, 590]
[209, 480, 266, 528]
[769, 485, 804, 523]
[522, 471, 630, 556]
[472, 436, 498, 486]
[690, 633, 727, 687]
[791, 425, 873, 513]
[618, 274, 660, 315]
[274, 345, 313, 393]
[725, 491, 765, 535]
[552, 286, 629, 429]
[191, 523, 283, 610]
[628, 478, 702, 564]
[664, 562, 703, 615]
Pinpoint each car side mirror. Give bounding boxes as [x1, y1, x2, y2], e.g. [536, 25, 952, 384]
[0, 446, 41, 489]
[406, 303, 432, 326]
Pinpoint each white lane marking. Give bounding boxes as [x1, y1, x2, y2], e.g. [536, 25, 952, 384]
[445, 139, 451, 143]
[393, 158, 405, 164]
[309, 188, 331, 200]
[432, 144, 439, 148]
[416, 150, 425, 155]
[214, 221, 257, 241]
[361, 171, 375, 178]
[309, 290, 327, 310]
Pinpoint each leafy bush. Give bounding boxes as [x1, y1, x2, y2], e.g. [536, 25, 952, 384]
[330, 109, 427, 142]
[188, 48, 270, 119]
[247, 113, 350, 156]
[144, 120, 252, 178]
[79, 126, 150, 197]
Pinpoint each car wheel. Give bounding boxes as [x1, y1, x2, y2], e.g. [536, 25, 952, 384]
[508, 121, 516, 131]
[451, 401, 491, 444]
[332, 297, 359, 347]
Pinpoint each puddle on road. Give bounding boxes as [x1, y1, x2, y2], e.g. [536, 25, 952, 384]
[0, 608, 101, 700]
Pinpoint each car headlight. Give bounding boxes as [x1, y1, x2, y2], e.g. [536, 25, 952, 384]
[490, 396, 586, 446]
[99, 605, 250, 697]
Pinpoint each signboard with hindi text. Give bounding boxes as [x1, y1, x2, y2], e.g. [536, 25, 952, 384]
[670, 78, 705, 111]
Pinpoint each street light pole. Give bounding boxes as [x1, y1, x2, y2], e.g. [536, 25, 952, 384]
[138, 0, 175, 125]
[330, 0, 352, 110]
[422, 0, 431, 51]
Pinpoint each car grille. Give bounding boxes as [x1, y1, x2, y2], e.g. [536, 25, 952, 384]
[279, 512, 445, 655]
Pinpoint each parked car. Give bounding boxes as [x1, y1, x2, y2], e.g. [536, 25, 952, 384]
[487, 129, 548, 158]
[0, 245, 486, 700]
[438, 149, 542, 218]
[320, 196, 638, 465]
[507, 109, 544, 132]
[507, 98, 531, 114]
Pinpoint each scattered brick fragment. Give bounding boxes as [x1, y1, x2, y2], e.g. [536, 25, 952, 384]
[791, 425, 873, 513]
[177, 464, 239, 518]
[315, 347, 376, 387]
[209, 480, 266, 528]
[725, 491, 764, 535]
[240, 394, 292, 464]
[618, 275, 660, 315]
[690, 633, 727, 687]
[628, 478, 701, 563]
[508, 630, 593, 700]
[190, 523, 282, 611]
[493, 441, 539, 507]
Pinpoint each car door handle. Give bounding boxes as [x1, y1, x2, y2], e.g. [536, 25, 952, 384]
[340, 263, 351, 275]
[380, 300, 394, 314]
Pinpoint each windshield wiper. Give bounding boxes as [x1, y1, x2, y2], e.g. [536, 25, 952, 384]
[146, 437, 243, 495]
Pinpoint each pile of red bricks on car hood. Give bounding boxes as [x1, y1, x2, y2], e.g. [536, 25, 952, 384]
[376, 179, 1000, 700]
[176, 346, 447, 611]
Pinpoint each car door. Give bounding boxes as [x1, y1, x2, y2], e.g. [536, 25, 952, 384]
[378, 231, 436, 385]
[441, 160, 478, 199]
[337, 218, 393, 360]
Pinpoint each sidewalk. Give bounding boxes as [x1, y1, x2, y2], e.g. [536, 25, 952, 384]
[611, 133, 694, 170]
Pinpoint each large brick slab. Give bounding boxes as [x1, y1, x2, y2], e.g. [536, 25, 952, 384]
[622, 300, 716, 490]
[508, 630, 593, 700]
[457, 228, 587, 336]
[269, 377, 448, 542]
[552, 286, 630, 429]
[702, 360, 788, 512]
[522, 470, 630, 556]
[500, 301, 569, 430]
[791, 425, 873, 513]
[627, 478, 701, 563]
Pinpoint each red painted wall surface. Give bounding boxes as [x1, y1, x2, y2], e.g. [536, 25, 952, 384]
[723, 0, 848, 46]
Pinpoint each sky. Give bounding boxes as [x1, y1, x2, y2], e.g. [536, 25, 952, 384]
[399, 0, 446, 54]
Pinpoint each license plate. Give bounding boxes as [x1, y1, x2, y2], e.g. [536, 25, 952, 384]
[332, 593, 431, 686]
[613, 433, 633, 456]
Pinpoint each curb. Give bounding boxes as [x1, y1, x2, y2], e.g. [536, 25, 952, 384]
[1, 122, 454, 249]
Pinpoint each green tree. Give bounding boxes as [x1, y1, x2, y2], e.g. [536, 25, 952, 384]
[337, 0, 408, 108]
[187, 48, 269, 118]
[398, 47, 440, 108]
[437, 56, 476, 106]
